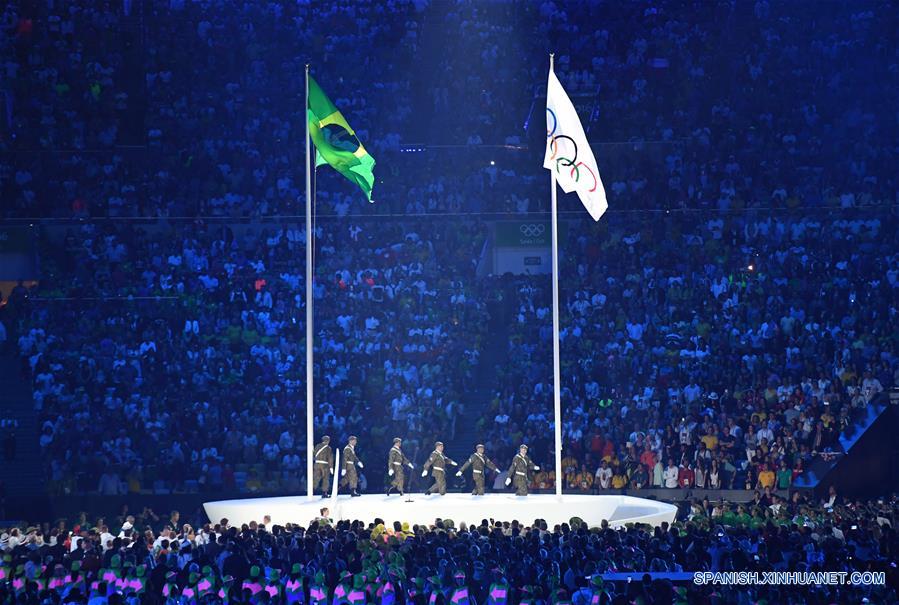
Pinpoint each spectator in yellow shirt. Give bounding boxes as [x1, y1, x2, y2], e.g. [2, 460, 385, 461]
[611, 466, 628, 489]
[568, 465, 594, 491]
[700, 428, 718, 450]
[756, 463, 775, 489]
[533, 470, 555, 490]
[603, 454, 620, 468]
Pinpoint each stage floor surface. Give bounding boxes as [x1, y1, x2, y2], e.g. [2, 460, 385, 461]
[204, 493, 677, 528]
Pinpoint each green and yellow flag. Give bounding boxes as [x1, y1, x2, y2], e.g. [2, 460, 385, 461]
[307, 75, 376, 201]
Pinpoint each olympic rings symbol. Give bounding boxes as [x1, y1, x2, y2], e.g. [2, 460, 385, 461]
[568, 161, 598, 193]
[546, 108, 557, 137]
[546, 108, 597, 192]
[519, 224, 546, 237]
[549, 134, 578, 167]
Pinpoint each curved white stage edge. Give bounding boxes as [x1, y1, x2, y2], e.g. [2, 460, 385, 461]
[203, 493, 677, 528]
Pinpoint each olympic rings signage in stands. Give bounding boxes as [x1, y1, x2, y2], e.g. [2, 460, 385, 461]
[519, 224, 546, 238]
[495, 221, 566, 247]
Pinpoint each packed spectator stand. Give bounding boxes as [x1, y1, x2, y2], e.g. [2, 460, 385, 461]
[0, 491, 896, 605]
[1, 0, 897, 602]
[0, 0, 896, 502]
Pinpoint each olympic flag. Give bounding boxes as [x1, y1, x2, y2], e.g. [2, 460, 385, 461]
[544, 63, 608, 221]
[543, 55, 609, 498]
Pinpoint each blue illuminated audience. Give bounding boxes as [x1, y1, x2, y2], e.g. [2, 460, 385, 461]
[3, 0, 897, 497]
[0, 0, 897, 602]
[0, 493, 895, 604]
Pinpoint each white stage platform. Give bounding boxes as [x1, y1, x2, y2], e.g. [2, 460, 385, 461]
[204, 493, 677, 528]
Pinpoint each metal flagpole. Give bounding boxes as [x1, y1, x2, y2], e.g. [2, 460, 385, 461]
[549, 53, 563, 498]
[305, 64, 314, 498]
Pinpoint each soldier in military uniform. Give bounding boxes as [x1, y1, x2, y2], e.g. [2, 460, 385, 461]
[421, 441, 458, 495]
[387, 437, 413, 496]
[340, 435, 364, 497]
[312, 435, 334, 498]
[505, 444, 540, 496]
[456, 444, 499, 495]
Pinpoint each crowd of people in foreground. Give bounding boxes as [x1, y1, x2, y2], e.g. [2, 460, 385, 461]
[0, 491, 895, 605]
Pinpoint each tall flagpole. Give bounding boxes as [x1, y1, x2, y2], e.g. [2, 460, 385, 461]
[549, 54, 563, 498]
[305, 64, 314, 498]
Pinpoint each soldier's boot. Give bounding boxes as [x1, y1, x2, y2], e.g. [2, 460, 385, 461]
[351, 489, 361, 497]
[386, 485, 395, 496]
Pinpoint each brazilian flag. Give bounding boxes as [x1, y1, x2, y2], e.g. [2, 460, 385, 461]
[307, 76, 376, 201]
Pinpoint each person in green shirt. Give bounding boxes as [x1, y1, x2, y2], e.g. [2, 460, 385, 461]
[749, 511, 766, 530]
[720, 505, 736, 526]
[776, 461, 792, 489]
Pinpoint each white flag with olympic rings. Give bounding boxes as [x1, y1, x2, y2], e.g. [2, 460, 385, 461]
[544, 65, 608, 221]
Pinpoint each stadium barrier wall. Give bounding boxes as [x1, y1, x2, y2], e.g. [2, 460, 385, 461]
[4, 488, 789, 526]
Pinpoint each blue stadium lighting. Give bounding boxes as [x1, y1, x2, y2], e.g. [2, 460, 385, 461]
[0, 1, 895, 601]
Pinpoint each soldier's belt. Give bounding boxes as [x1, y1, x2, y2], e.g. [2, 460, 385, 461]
[433, 467, 445, 472]
[315, 460, 330, 464]
[473, 470, 482, 474]
[515, 471, 527, 476]
[392, 462, 403, 466]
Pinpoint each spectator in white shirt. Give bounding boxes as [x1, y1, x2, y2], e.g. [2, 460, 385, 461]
[861, 371, 883, 401]
[664, 460, 680, 488]
[98, 470, 122, 495]
[262, 442, 280, 465]
[683, 382, 701, 403]
[595, 460, 612, 490]
[99, 526, 115, 551]
[282, 452, 301, 472]
[278, 430, 294, 451]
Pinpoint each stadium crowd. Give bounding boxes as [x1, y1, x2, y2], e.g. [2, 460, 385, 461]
[11, 206, 897, 496]
[3, 1, 895, 217]
[0, 491, 895, 605]
[490, 210, 898, 493]
[12, 216, 487, 495]
[0, 0, 896, 499]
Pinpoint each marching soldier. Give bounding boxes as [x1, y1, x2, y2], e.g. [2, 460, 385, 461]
[312, 436, 334, 498]
[387, 437, 414, 496]
[505, 444, 540, 496]
[456, 444, 499, 495]
[341, 435, 364, 497]
[421, 441, 458, 495]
